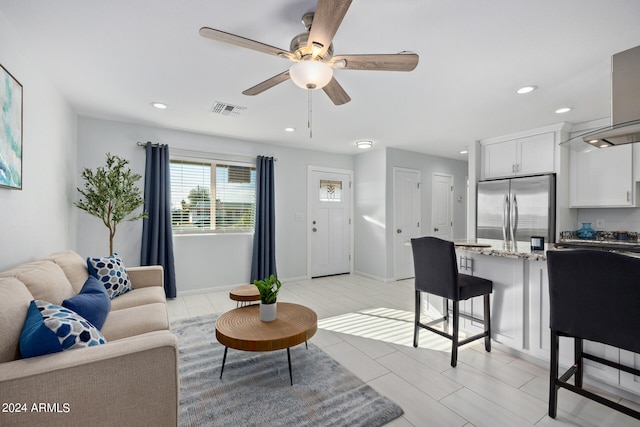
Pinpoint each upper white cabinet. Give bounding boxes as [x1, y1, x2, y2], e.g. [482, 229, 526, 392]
[482, 132, 555, 179]
[569, 144, 634, 207]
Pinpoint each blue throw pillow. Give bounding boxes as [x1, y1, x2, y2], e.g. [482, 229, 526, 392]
[19, 300, 107, 359]
[87, 254, 132, 299]
[62, 275, 111, 329]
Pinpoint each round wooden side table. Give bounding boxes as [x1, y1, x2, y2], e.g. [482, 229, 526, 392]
[228, 284, 260, 307]
[215, 302, 318, 385]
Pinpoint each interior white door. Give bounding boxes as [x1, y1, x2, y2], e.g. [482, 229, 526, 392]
[431, 173, 454, 239]
[393, 168, 421, 280]
[309, 170, 351, 278]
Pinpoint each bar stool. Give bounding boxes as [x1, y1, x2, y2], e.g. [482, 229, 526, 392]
[411, 236, 493, 367]
[546, 249, 640, 420]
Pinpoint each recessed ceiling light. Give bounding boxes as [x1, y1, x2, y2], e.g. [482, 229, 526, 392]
[284, 127, 295, 132]
[356, 140, 373, 149]
[599, 144, 609, 148]
[555, 107, 572, 114]
[151, 102, 168, 109]
[460, 150, 468, 154]
[516, 86, 537, 94]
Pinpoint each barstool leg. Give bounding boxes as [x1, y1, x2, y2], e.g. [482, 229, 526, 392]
[549, 330, 559, 418]
[484, 293, 491, 352]
[575, 337, 583, 388]
[413, 290, 421, 347]
[451, 301, 459, 367]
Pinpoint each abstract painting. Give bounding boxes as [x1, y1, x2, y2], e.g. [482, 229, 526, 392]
[0, 63, 23, 190]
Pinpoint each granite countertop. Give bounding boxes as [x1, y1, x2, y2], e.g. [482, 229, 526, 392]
[454, 239, 549, 261]
[555, 239, 640, 252]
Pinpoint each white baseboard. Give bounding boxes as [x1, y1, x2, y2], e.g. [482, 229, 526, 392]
[353, 270, 393, 283]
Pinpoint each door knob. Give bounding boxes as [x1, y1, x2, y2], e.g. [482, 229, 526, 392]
[397, 229, 402, 234]
[434, 227, 439, 232]
[312, 227, 317, 232]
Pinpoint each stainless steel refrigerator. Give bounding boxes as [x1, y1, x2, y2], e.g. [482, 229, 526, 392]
[477, 174, 556, 244]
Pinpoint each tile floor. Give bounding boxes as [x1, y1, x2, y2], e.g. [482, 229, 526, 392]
[167, 274, 640, 426]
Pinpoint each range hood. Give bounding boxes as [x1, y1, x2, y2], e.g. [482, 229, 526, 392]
[581, 45, 640, 148]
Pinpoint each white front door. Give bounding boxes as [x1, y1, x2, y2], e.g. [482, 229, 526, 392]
[393, 168, 421, 280]
[309, 168, 352, 278]
[431, 172, 454, 240]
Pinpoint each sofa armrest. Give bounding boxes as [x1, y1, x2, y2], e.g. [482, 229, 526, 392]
[127, 265, 164, 289]
[0, 331, 178, 427]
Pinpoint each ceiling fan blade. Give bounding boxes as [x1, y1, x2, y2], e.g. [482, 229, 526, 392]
[332, 53, 419, 71]
[308, 0, 352, 59]
[322, 77, 351, 105]
[200, 27, 294, 60]
[242, 70, 291, 96]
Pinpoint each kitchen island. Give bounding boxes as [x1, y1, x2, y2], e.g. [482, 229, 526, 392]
[450, 238, 640, 401]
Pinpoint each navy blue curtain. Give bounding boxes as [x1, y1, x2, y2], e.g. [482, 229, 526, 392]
[251, 156, 277, 282]
[141, 142, 177, 298]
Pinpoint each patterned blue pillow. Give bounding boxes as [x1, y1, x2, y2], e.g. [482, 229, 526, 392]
[62, 275, 111, 329]
[19, 300, 107, 359]
[86, 254, 132, 299]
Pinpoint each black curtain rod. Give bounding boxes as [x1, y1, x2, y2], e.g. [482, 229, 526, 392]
[136, 141, 277, 161]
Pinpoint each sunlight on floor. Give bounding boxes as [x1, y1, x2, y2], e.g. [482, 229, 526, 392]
[318, 307, 473, 352]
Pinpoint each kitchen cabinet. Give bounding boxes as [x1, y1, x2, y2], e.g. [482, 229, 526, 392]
[456, 250, 524, 350]
[570, 144, 634, 207]
[620, 351, 640, 394]
[482, 132, 555, 179]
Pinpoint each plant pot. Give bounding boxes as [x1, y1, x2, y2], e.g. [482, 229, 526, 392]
[260, 302, 277, 322]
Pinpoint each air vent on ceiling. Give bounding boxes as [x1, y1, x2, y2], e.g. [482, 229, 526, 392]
[210, 101, 246, 117]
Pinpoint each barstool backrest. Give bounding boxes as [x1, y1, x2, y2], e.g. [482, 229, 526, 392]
[411, 237, 459, 300]
[546, 249, 640, 354]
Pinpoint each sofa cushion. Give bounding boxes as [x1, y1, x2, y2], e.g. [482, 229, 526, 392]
[100, 303, 169, 341]
[62, 276, 111, 329]
[19, 300, 107, 359]
[110, 286, 167, 311]
[49, 250, 90, 294]
[0, 260, 75, 304]
[87, 254, 132, 299]
[0, 278, 33, 362]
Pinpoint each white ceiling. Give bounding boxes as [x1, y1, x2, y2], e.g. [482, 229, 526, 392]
[2, 0, 640, 159]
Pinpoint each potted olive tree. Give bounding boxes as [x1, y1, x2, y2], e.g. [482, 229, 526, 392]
[75, 153, 146, 255]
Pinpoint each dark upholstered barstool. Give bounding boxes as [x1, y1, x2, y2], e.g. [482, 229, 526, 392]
[546, 249, 640, 421]
[411, 237, 493, 367]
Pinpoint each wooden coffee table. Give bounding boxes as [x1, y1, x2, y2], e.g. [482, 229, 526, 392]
[216, 302, 317, 385]
[228, 284, 260, 307]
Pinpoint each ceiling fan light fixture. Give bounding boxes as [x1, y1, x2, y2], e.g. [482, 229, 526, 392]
[289, 60, 333, 90]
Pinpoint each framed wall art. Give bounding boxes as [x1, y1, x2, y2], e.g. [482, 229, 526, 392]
[0, 63, 23, 190]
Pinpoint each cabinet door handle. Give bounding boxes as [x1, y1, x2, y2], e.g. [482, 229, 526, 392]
[627, 191, 631, 202]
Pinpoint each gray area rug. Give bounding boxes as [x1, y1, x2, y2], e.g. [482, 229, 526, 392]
[172, 313, 403, 427]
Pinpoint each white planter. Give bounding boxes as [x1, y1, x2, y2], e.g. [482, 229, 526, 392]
[260, 302, 277, 322]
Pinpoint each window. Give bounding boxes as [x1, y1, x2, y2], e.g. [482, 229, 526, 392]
[170, 157, 256, 234]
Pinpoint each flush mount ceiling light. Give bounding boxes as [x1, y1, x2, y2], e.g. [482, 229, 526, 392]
[356, 140, 373, 149]
[289, 60, 334, 90]
[460, 149, 468, 154]
[516, 85, 537, 94]
[151, 102, 168, 109]
[555, 107, 572, 114]
[284, 127, 295, 132]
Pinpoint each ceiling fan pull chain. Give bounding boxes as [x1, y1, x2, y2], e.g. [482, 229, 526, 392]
[308, 88, 313, 139]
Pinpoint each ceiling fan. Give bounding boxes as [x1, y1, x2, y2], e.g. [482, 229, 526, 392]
[199, 0, 419, 106]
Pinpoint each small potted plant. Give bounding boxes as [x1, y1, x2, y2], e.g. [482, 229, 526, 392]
[253, 275, 282, 322]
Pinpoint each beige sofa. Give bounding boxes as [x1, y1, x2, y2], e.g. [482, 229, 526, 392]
[0, 250, 178, 427]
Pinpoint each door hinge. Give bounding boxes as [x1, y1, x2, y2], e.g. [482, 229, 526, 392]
[417, 182, 420, 189]
[451, 221, 453, 226]
[417, 221, 420, 227]
[349, 218, 351, 225]
[450, 185, 454, 191]
[349, 181, 352, 189]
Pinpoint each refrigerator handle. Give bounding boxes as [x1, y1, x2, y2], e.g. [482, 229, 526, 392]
[510, 194, 518, 243]
[502, 194, 509, 242]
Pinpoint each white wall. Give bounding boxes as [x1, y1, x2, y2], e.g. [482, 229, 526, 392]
[76, 116, 354, 294]
[354, 149, 387, 280]
[0, 10, 77, 271]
